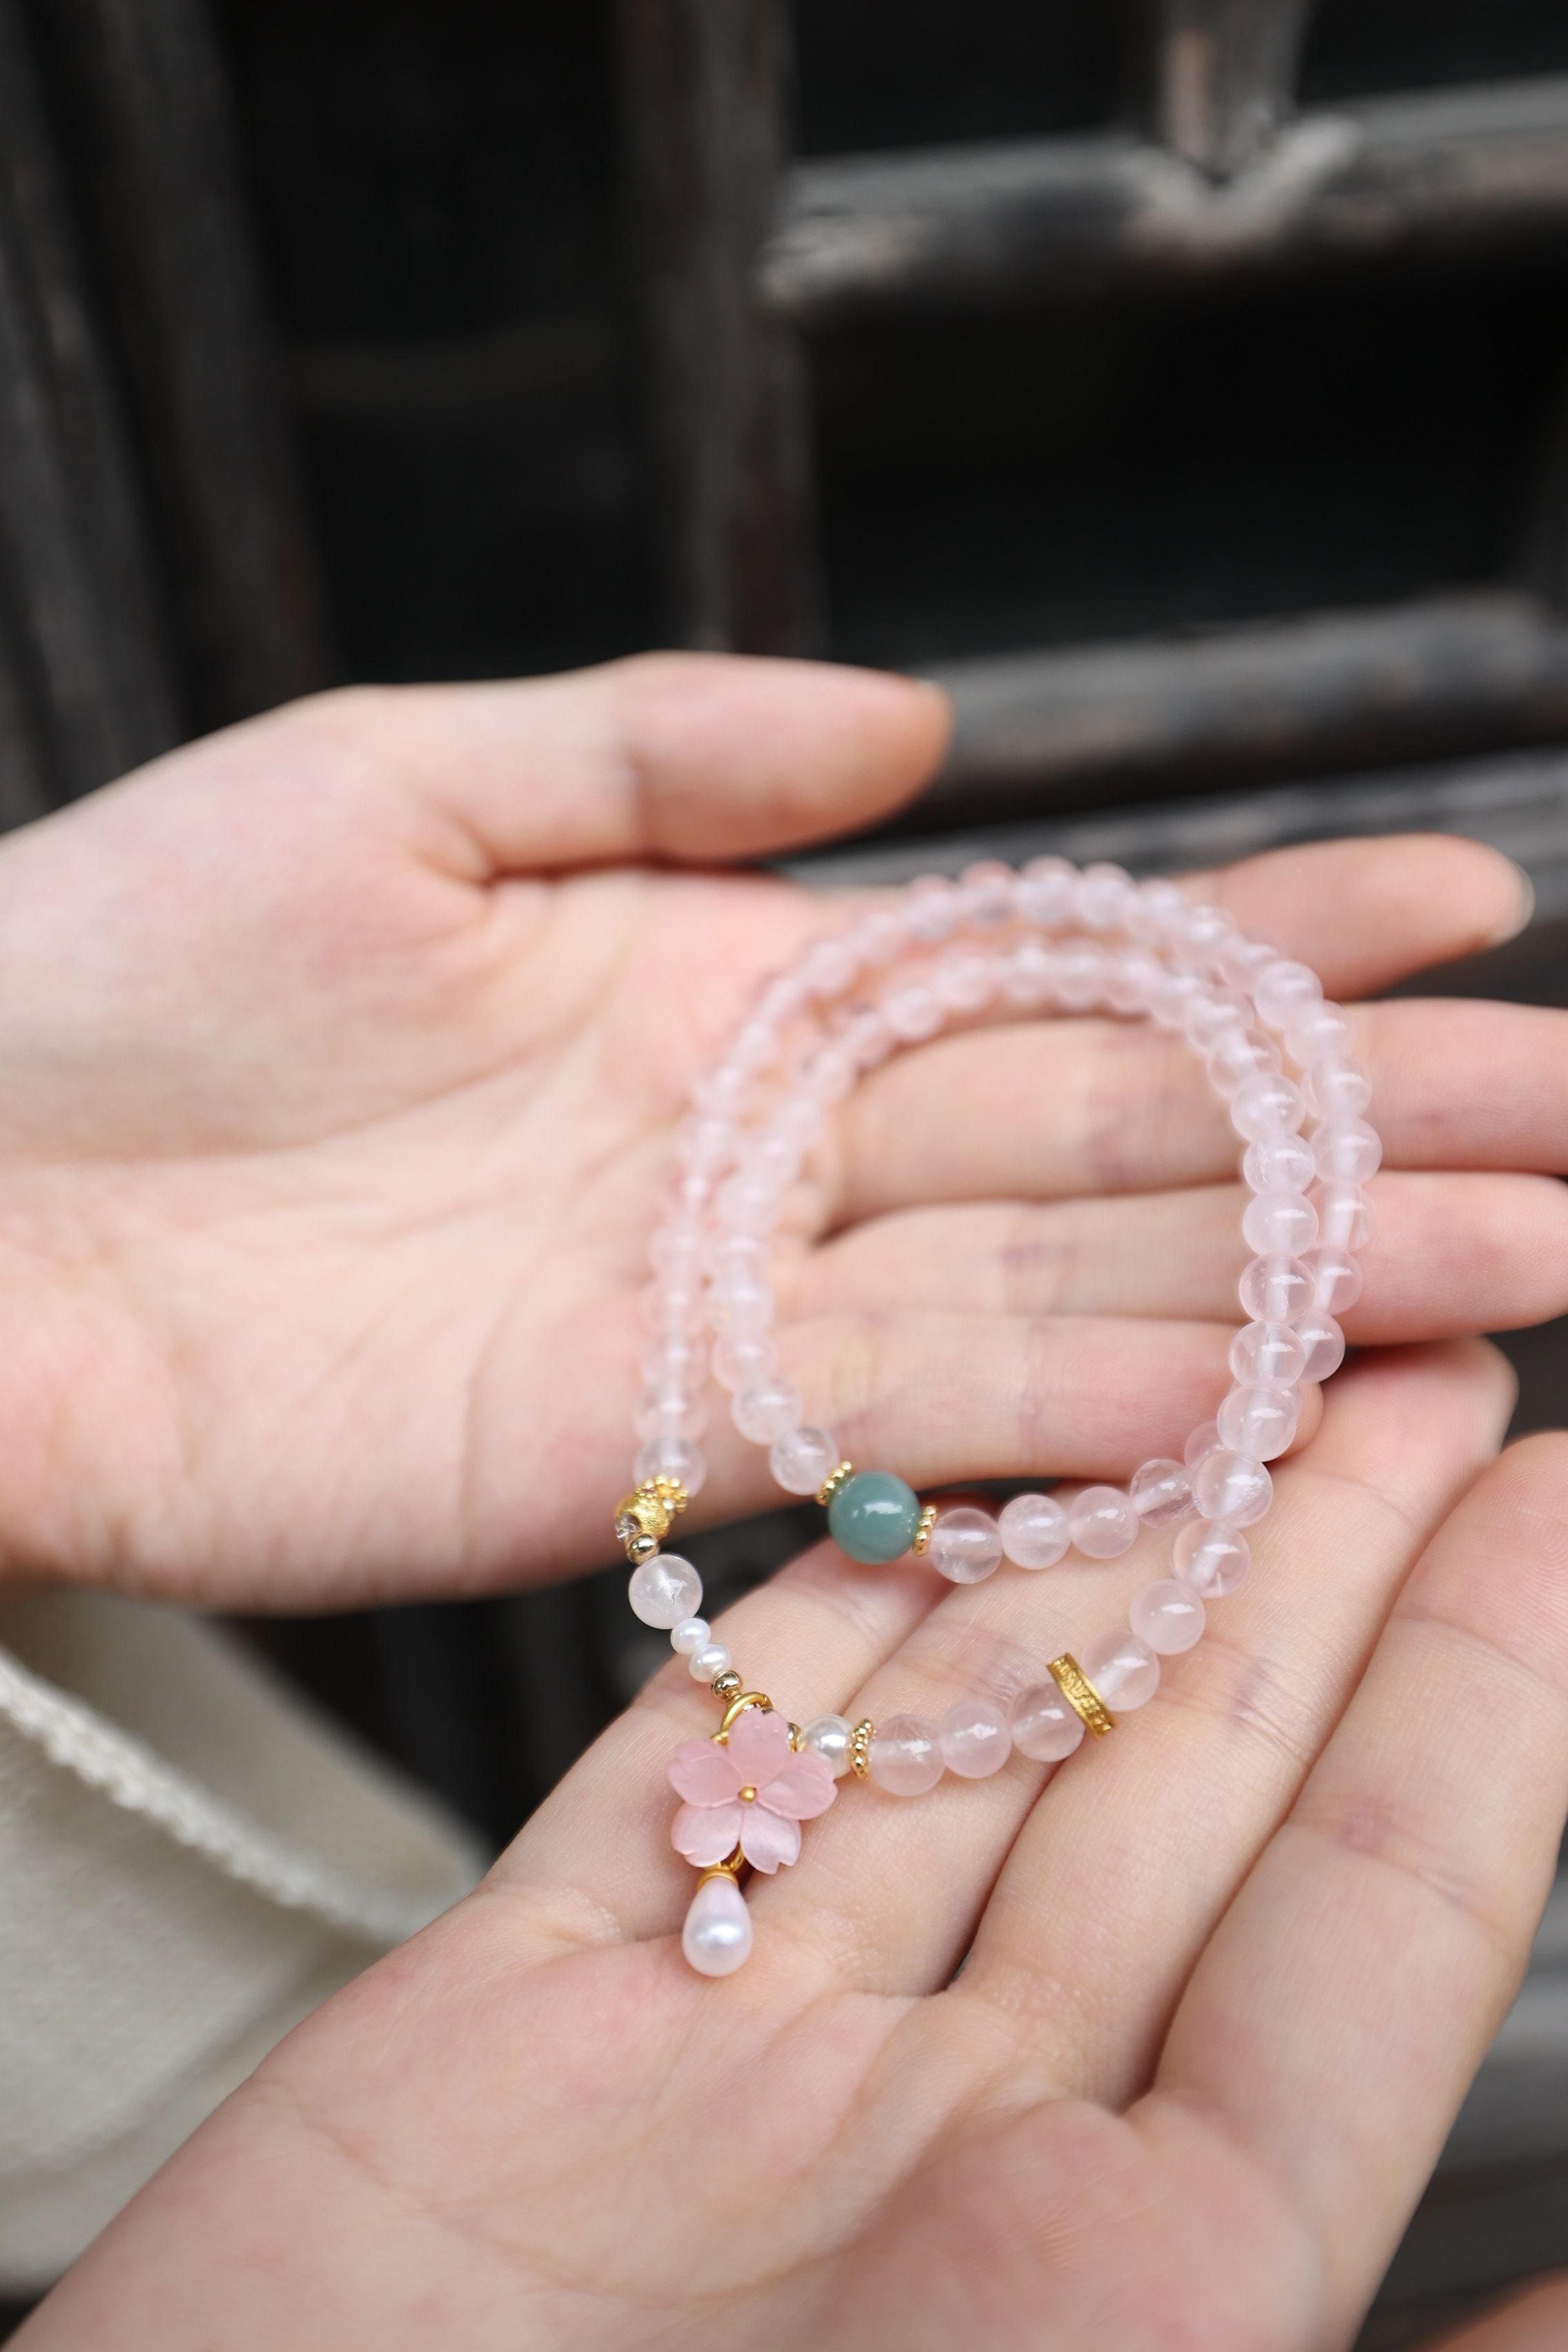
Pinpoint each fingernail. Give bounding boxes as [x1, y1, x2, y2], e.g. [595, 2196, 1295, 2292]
[1491, 858, 1535, 945]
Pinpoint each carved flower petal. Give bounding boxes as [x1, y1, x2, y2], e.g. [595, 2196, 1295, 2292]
[672, 1801, 743, 1868]
[727, 1708, 792, 1784]
[667, 1739, 741, 1807]
[738, 1805, 801, 1874]
[756, 1752, 838, 1821]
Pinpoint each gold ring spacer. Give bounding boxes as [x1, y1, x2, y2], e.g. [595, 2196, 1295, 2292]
[816, 1460, 855, 1507]
[696, 1844, 745, 1888]
[848, 1717, 875, 1779]
[718, 1689, 773, 1736]
[1048, 1653, 1115, 1738]
[911, 1503, 939, 1554]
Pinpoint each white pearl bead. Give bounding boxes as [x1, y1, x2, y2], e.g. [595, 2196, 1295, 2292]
[627, 1553, 703, 1630]
[682, 1875, 752, 1975]
[801, 1714, 853, 1778]
[768, 1424, 840, 1495]
[670, 1616, 710, 1655]
[689, 1642, 732, 1683]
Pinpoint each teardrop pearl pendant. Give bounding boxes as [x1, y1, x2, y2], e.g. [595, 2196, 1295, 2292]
[681, 1871, 752, 1976]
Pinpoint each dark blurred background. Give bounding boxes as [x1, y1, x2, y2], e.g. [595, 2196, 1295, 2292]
[2, 3, 1568, 2340]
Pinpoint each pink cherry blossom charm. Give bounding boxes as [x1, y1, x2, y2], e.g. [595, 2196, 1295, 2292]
[667, 1705, 837, 1973]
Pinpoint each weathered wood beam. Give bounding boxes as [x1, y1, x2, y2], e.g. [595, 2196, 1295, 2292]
[34, 0, 329, 727]
[0, 0, 179, 807]
[612, 0, 819, 654]
[1132, 0, 1317, 179]
[765, 77, 1568, 320]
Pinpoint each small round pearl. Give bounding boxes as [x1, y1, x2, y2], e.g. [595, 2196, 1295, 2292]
[1080, 1627, 1160, 1712]
[1239, 1253, 1313, 1324]
[730, 1380, 803, 1442]
[1130, 1457, 1195, 1526]
[669, 1616, 710, 1655]
[1216, 1381, 1299, 1462]
[1293, 1311, 1346, 1382]
[628, 1553, 703, 1630]
[1193, 1449, 1272, 1527]
[634, 1436, 707, 1498]
[1010, 1682, 1086, 1762]
[928, 1506, 1004, 1584]
[1171, 1518, 1250, 1596]
[769, 1424, 841, 1495]
[939, 1697, 1012, 1778]
[801, 1714, 853, 1778]
[869, 1712, 945, 1795]
[689, 1641, 732, 1683]
[1068, 1485, 1139, 1558]
[998, 1491, 1069, 1569]
[682, 1874, 752, 1976]
[1229, 1320, 1306, 1387]
[1130, 1578, 1206, 1654]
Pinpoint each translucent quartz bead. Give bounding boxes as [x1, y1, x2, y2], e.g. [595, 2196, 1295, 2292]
[928, 1505, 1004, 1584]
[842, 1009, 893, 1069]
[730, 1380, 803, 1443]
[1003, 940, 1054, 1006]
[689, 1642, 732, 1682]
[933, 949, 997, 1013]
[1304, 1246, 1362, 1315]
[798, 1046, 856, 1105]
[999, 1491, 1069, 1569]
[709, 1231, 769, 1284]
[1075, 861, 1135, 930]
[769, 1425, 841, 1495]
[1253, 958, 1322, 1030]
[1231, 1073, 1305, 1142]
[1193, 1449, 1272, 1527]
[1181, 990, 1250, 1052]
[692, 1062, 749, 1118]
[1242, 1135, 1315, 1195]
[1207, 1027, 1280, 1097]
[641, 1336, 703, 1393]
[1293, 1311, 1346, 1382]
[1172, 1519, 1250, 1596]
[869, 1713, 945, 1795]
[628, 1553, 703, 1629]
[854, 906, 910, 965]
[1217, 1382, 1299, 1462]
[1081, 1628, 1160, 1712]
[676, 1115, 737, 1178]
[1068, 1485, 1139, 1558]
[1018, 854, 1075, 926]
[1285, 1001, 1353, 1068]
[669, 1616, 710, 1655]
[683, 1874, 751, 1976]
[634, 1388, 707, 1442]
[1318, 1184, 1376, 1252]
[1239, 1253, 1313, 1323]
[906, 875, 960, 942]
[712, 1177, 781, 1235]
[939, 1697, 1012, 1778]
[1183, 1418, 1220, 1470]
[712, 1331, 777, 1391]
[1127, 876, 1186, 941]
[641, 1276, 703, 1335]
[1314, 1117, 1382, 1184]
[634, 1436, 707, 1498]
[801, 1714, 853, 1778]
[1130, 1578, 1206, 1654]
[883, 982, 945, 1043]
[1229, 1320, 1306, 1387]
[1010, 1682, 1086, 1762]
[1150, 970, 1201, 1030]
[828, 1470, 923, 1564]
[1307, 1063, 1373, 1119]
[1130, 1457, 1195, 1526]
[1175, 902, 1233, 956]
[1106, 949, 1162, 1015]
[1054, 944, 1105, 1010]
[800, 936, 859, 997]
[958, 859, 1019, 925]
[1241, 1190, 1318, 1257]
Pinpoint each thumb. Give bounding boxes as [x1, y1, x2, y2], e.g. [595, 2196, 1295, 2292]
[346, 651, 951, 873]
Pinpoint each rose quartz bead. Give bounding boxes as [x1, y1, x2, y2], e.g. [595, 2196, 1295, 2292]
[928, 1506, 1004, 1584]
[883, 982, 945, 1043]
[1003, 940, 1054, 1006]
[753, 972, 807, 1026]
[1239, 1253, 1313, 1322]
[1130, 1457, 1195, 1525]
[729, 1017, 780, 1073]
[1106, 948, 1163, 1014]
[1292, 1311, 1346, 1382]
[1054, 943, 1106, 1010]
[1317, 1184, 1376, 1252]
[1010, 1682, 1086, 1762]
[1217, 1381, 1298, 1462]
[1193, 1448, 1271, 1527]
[1231, 1073, 1305, 1141]
[1075, 861, 1135, 930]
[1304, 1245, 1362, 1315]
[1207, 1026, 1282, 1096]
[959, 859, 1019, 926]
[1181, 989, 1250, 1052]
[627, 1553, 702, 1629]
[933, 949, 997, 1013]
[800, 936, 860, 998]
[1241, 1190, 1318, 1257]
[774, 1092, 826, 1148]
[1172, 1519, 1250, 1596]
[1127, 876, 1186, 941]
[906, 875, 960, 942]
[705, 1279, 774, 1335]
[1068, 1485, 1139, 1558]
[634, 1388, 708, 1442]
[1229, 1320, 1306, 1387]
[1175, 901, 1233, 957]
[712, 1331, 777, 1391]
[1130, 1578, 1206, 1654]
[676, 1115, 737, 1178]
[641, 1275, 703, 1335]
[798, 1045, 856, 1103]
[1285, 1001, 1353, 1068]
[998, 1491, 1069, 1569]
[1242, 1135, 1315, 1194]
[1306, 1062, 1373, 1119]
[1253, 958, 1322, 1030]
[1314, 1117, 1382, 1184]
[939, 1697, 1012, 1777]
[709, 1229, 769, 1280]
[870, 1712, 945, 1795]
[1149, 968, 1202, 1029]
[634, 1436, 707, 1497]
[713, 1175, 781, 1234]
[1217, 930, 1280, 987]
[854, 906, 910, 965]
[840, 1010, 894, 1070]
[692, 1062, 749, 1119]
[1183, 1418, 1219, 1470]
[730, 1380, 803, 1442]
[769, 1425, 840, 1495]
[1080, 1627, 1160, 1712]
[641, 1336, 704, 1394]
[1018, 855, 1075, 926]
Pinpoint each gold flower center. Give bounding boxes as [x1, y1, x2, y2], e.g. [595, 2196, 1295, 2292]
[738, 1785, 758, 1803]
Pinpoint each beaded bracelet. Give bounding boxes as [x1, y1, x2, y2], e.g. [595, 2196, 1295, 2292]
[615, 858, 1378, 1975]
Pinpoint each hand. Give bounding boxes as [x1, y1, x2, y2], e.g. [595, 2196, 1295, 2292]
[21, 1351, 1568, 2349]
[0, 652, 1556, 1609]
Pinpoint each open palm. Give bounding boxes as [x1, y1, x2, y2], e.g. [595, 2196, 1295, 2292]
[0, 651, 1562, 1612]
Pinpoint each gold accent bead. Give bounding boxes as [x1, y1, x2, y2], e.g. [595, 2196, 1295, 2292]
[710, 1669, 743, 1706]
[816, 1460, 855, 1507]
[625, 1529, 660, 1565]
[613, 1477, 691, 1560]
[848, 1718, 874, 1779]
[738, 1785, 758, 1803]
[912, 1503, 939, 1554]
[696, 1844, 744, 1888]
[719, 1689, 773, 1735]
[1048, 1653, 1115, 1739]
[788, 1721, 805, 1750]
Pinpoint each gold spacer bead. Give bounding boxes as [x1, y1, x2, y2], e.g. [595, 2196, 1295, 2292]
[848, 1717, 875, 1779]
[911, 1503, 939, 1554]
[710, 1669, 743, 1706]
[649, 1476, 689, 1516]
[696, 1843, 744, 1889]
[1048, 1653, 1115, 1739]
[788, 1721, 805, 1750]
[625, 1529, 660, 1565]
[816, 1460, 855, 1507]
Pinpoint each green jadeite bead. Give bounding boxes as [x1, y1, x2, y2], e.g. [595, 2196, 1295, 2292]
[828, 1470, 922, 1565]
